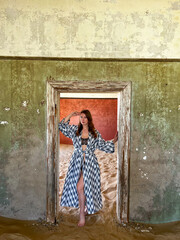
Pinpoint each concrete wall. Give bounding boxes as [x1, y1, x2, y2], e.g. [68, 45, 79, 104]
[0, 59, 179, 223]
[60, 98, 117, 145]
[0, 0, 180, 58]
[0, 0, 180, 223]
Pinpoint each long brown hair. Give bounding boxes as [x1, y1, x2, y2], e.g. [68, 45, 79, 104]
[76, 110, 97, 138]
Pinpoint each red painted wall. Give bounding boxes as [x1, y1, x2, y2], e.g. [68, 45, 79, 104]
[59, 98, 117, 145]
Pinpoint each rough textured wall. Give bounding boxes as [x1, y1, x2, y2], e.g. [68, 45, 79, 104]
[0, 60, 48, 220]
[60, 98, 117, 145]
[0, 59, 179, 223]
[0, 0, 180, 58]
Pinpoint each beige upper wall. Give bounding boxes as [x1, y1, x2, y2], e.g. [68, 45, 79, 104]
[0, 0, 180, 58]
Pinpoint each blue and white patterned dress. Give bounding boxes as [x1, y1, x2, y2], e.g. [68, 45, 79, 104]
[58, 118, 115, 214]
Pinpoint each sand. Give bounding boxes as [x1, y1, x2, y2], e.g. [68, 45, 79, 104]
[0, 143, 179, 240]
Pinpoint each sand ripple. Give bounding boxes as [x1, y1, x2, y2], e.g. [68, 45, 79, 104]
[0, 233, 31, 240]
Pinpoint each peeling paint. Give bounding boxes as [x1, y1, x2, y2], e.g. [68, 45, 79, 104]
[170, 1, 180, 10]
[4, 107, 10, 111]
[22, 101, 28, 107]
[0, 59, 179, 223]
[0, 1, 180, 58]
[0, 121, 9, 125]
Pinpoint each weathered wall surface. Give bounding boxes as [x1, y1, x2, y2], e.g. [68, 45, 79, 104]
[0, 0, 179, 224]
[60, 98, 117, 144]
[0, 60, 48, 220]
[0, 0, 180, 58]
[0, 59, 179, 223]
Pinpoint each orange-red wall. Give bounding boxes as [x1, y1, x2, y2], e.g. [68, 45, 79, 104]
[60, 98, 117, 145]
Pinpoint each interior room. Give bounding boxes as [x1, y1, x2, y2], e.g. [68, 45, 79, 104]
[0, 0, 179, 239]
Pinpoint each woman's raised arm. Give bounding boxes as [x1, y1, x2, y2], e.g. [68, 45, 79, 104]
[64, 111, 81, 123]
[59, 111, 80, 139]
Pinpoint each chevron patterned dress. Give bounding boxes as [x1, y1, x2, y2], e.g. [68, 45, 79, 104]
[59, 118, 115, 214]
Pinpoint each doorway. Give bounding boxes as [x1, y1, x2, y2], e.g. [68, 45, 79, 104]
[59, 95, 118, 220]
[46, 78, 131, 223]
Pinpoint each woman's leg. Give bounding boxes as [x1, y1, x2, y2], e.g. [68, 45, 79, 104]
[77, 172, 86, 227]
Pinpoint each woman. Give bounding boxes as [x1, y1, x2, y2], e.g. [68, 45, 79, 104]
[59, 110, 118, 227]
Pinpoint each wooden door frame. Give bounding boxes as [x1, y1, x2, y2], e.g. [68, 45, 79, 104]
[46, 78, 131, 223]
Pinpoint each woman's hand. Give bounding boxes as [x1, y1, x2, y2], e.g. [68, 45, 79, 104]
[64, 111, 81, 123]
[112, 132, 118, 144]
[70, 111, 81, 117]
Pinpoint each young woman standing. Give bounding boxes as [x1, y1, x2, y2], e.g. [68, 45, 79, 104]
[59, 110, 118, 227]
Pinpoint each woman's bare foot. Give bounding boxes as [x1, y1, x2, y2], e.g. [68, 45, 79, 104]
[78, 211, 85, 227]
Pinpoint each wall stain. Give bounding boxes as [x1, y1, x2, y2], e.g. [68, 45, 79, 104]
[0, 59, 179, 223]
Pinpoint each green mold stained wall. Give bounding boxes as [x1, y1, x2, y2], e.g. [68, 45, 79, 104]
[0, 59, 179, 223]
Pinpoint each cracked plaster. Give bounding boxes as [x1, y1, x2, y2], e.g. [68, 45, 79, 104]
[0, 0, 179, 58]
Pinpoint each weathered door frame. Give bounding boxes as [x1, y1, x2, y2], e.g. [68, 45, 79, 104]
[46, 77, 131, 223]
